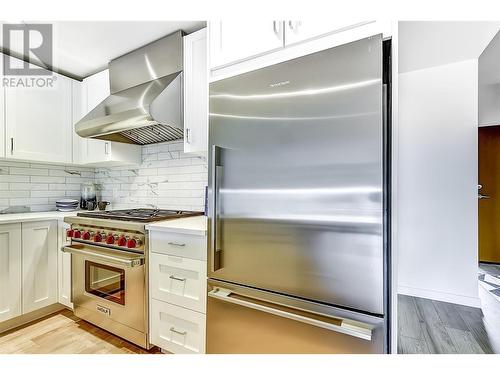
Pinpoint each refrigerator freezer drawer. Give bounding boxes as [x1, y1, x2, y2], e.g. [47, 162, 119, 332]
[206, 281, 385, 354]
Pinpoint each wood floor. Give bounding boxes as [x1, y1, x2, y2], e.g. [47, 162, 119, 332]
[3, 286, 500, 354]
[0, 309, 159, 354]
[398, 290, 500, 354]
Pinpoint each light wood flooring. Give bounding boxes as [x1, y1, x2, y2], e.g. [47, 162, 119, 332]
[0, 309, 159, 354]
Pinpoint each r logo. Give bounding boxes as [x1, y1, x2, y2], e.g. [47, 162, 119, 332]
[3, 23, 53, 76]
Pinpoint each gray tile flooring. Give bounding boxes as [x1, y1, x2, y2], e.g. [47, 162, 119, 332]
[479, 263, 500, 300]
[398, 267, 500, 354]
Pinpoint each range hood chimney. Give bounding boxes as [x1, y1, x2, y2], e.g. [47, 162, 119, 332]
[75, 30, 184, 145]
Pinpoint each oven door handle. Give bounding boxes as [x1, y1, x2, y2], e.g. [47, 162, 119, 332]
[62, 245, 144, 268]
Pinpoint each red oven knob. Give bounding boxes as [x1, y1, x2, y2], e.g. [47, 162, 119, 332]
[93, 233, 103, 243]
[73, 230, 81, 239]
[126, 238, 137, 249]
[106, 234, 116, 245]
[82, 231, 92, 240]
[66, 229, 74, 238]
[117, 236, 127, 247]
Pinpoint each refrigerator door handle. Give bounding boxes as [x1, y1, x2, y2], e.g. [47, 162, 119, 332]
[211, 145, 222, 272]
[208, 288, 373, 341]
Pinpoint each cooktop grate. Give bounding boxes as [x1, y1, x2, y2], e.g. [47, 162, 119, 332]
[77, 209, 203, 223]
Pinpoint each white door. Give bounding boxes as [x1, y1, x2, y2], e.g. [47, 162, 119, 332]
[57, 221, 72, 308]
[84, 69, 110, 164]
[284, 20, 375, 45]
[184, 28, 208, 154]
[209, 21, 285, 69]
[0, 223, 22, 322]
[4, 64, 72, 163]
[22, 220, 58, 314]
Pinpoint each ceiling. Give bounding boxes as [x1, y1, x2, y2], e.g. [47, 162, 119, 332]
[398, 21, 500, 73]
[0, 21, 206, 80]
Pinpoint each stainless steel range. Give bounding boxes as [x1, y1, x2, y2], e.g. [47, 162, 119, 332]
[63, 209, 203, 348]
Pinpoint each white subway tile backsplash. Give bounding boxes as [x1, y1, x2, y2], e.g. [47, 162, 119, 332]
[31, 190, 66, 198]
[0, 141, 207, 212]
[10, 183, 49, 191]
[10, 197, 49, 206]
[49, 183, 81, 191]
[0, 190, 30, 198]
[0, 175, 30, 183]
[10, 167, 49, 176]
[0, 161, 94, 211]
[31, 176, 66, 184]
[96, 140, 207, 211]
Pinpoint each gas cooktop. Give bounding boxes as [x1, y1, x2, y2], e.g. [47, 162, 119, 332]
[77, 209, 203, 223]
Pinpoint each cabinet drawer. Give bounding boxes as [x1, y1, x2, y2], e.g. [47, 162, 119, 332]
[150, 253, 206, 313]
[150, 231, 206, 260]
[150, 299, 206, 354]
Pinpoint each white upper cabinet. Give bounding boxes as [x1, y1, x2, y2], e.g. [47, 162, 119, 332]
[0, 223, 22, 323]
[75, 69, 141, 166]
[0, 86, 4, 159]
[183, 28, 208, 155]
[72, 80, 88, 164]
[0, 57, 3, 158]
[283, 20, 375, 45]
[21, 220, 58, 314]
[4, 56, 72, 163]
[209, 21, 285, 69]
[86, 69, 110, 110]
[79, 69, 110, 165]
[209, 21, 384, 80]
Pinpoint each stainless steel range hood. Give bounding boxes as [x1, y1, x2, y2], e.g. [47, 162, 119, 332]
[75, 31, 184, 145]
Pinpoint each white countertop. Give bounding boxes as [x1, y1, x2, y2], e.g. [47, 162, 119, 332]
[0, 210, 81, 224]
[146, 215, 207, 236]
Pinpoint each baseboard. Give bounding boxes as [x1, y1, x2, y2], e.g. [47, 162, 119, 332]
[0, 303, 66, 334]
[398, 285, 481, 308]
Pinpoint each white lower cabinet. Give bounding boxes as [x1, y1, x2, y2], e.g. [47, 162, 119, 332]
[0, 223, 22, 323]
[57, 221, 72, 309]
[149, 226, 207, 354]
[150, 253, 206, 313]
[151, 299, 206, 354]
[22, 220, 58, 314]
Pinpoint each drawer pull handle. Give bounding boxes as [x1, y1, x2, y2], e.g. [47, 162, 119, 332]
[169, 275, 187, 282]
[170, 327, 187, 335]
[168, 242, 186, 247]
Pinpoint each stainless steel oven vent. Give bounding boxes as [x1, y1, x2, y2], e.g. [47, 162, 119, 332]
[75, 30, 184, 145]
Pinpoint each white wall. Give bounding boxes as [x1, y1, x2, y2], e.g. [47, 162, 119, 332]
[479, 83, 500, 126]
[397, 59, 480, 307]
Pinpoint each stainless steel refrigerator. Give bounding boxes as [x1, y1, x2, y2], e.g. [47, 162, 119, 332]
[207, 34, 391, 354]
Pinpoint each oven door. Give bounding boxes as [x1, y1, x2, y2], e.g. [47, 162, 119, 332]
[63, 243, 147, 345]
